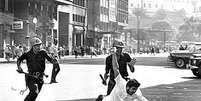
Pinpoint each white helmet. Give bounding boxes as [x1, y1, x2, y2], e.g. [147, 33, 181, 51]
[30, 37, 42, 47]
[112, 40, 125, 48]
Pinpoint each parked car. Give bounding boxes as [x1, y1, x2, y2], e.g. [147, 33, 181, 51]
[168, 50, 194, 68]
[168, 42, 201, 69]
[189, 54, 201, 78]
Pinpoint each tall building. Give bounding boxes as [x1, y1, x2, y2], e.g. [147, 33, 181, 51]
[129, 0, 194, 16]
[0, 0, 15, 58]
[13, 0, 56, 48]
[87, 0, 128, 49]
[56, 0, 87, 55]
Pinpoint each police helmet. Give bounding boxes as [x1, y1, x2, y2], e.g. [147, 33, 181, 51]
[112, 40, 125, 48]
[30, 37, 42, 47]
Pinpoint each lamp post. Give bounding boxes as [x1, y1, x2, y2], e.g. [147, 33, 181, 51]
[33, 17, 37, 36]
[26, 20, 30, 49]
[94, 27, 98, 47]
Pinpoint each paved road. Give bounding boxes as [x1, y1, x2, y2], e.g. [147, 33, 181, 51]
[1, 53, 201, 101]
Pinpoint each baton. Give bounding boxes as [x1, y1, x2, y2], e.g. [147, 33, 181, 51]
[99, 74, 107, 85]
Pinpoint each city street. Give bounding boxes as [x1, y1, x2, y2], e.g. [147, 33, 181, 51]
[0, 53, 201, 101]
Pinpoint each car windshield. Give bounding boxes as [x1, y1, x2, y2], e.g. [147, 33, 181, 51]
[188, 43, 201, 53]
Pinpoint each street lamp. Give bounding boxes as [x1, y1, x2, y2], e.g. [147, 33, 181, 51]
[94, 27, 98, 47]
[33, 17, 37, 34]
[26, 20, 30, 49]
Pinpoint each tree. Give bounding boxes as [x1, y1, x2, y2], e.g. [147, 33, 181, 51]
[178, 16, 201, 41]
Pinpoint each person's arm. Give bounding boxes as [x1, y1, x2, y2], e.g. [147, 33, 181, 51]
[16, 53, 27, 73]
[126, 53, 135, 73]
[104, 56, 111, 80]
[42, 50, 58, 64]
[112, 54, 120, 78]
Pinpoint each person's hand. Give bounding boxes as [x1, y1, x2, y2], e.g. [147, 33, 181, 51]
[52, 58, 58, 64]
[104, 73, 109, 81]
[130, 58, 136, 65]
[128, 65, 135, 73]
[16, 68, 24, 73]
[124, 76, 130, 81]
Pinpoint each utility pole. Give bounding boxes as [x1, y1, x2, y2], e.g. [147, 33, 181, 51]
[136, 15, 140, 53]
[136, 0, 144, 53]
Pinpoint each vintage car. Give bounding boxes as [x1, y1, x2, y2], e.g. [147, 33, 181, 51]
[189, 54, 201, 78]
[168, 50, 194, 68]
[168, 42, 201, 69]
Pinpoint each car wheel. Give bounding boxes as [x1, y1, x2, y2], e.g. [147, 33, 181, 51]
[191, 69, 201, 78]
[175, 58, 185, 68]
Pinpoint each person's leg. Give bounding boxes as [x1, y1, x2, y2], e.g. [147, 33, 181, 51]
[106, 79, 116, 95]
[24, 78, 40, 101]
[50, 63, 60, 83]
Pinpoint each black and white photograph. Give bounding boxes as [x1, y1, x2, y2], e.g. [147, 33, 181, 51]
[1, 0, 201, 101]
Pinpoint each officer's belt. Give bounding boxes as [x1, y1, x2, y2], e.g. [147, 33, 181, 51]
[29, 71, 44, 78]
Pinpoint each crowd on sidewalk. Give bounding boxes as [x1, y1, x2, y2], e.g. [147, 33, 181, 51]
[1, 43, 169, 63]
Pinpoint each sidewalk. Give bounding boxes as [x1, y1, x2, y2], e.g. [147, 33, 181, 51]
[0, 52, 169, 62]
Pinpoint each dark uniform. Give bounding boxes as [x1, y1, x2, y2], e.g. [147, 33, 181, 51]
[50, 60, 60, 83]
[17, 49, 56, 101]
[105, 52, 132, 95]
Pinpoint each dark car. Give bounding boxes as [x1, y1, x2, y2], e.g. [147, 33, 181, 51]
[189, 54, 201, 78]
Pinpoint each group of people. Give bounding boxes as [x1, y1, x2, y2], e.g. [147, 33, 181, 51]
[4, 44, 26, 62]
[15, 36, 148, 101]
[73, 46, 98, 58]
[95, 40, 148, 101]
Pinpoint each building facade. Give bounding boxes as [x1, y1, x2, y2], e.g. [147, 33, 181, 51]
[87, 0, 128, 49]
[13, 0, 56, 48]
[56, 0, 87, 55]
[0, 0, 15, 58]
[129, 0, 194, 16]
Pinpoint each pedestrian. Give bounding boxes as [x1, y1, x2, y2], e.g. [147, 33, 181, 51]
[90, 46, 97, 58]
[95, 54, 148, 101]
[103, 39, 136, 95]
[74, 46, 78, 58]
[49, 43, 60, 84]
[16, 37, 58, 101]
[80, 46, 85, 57]
[150, 47, 155, 56]
[4, 44, 12, 62]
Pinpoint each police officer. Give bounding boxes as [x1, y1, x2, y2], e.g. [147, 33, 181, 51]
[16, 37, 58, 101]
[103, 39, 135, 95]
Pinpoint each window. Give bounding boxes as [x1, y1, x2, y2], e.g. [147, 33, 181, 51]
[5, 0, 8, 11]
[144, 3, 146, 8]
[149, 3, 151, 8]
[155, 4, 158, 8]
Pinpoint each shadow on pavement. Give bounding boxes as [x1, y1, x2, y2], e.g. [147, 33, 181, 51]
[56, 77, 201, 101]
[142, 77, 201, 101]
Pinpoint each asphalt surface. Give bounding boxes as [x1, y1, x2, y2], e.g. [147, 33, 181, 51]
[2, 53, 201, 101]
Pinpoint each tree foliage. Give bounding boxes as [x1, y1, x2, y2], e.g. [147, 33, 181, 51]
[178, 17, 201, 41]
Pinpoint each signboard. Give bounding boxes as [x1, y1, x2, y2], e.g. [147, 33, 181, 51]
[12, 21, 23, 29]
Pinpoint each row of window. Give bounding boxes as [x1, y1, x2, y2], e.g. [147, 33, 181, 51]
[99, 22, 108, 31]
[73, 0, 85, 7]
[117, 11, 128, 23]
[118, 0, 128, 11]
[0, 0, 14, 13]
[100, 7, 108, 15]
[73, 14, 85, 23]
[100, 0, 108, 8]
[27, 1, 56, 19]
